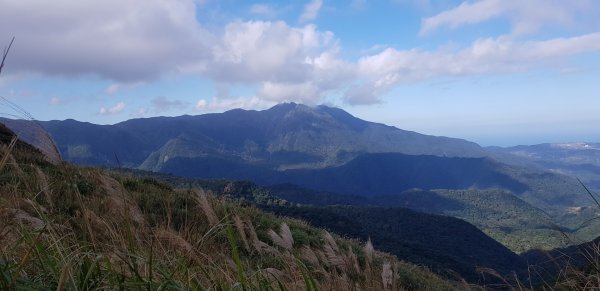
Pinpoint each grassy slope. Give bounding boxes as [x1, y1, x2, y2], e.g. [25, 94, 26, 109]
[0, 125, 456, 290]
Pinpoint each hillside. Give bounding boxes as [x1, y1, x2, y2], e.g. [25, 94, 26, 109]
[0, 124, 456, 290]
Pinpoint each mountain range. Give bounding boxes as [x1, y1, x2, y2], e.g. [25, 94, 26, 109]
[3, 103, 486, 169]
[2, 103, 599, 253]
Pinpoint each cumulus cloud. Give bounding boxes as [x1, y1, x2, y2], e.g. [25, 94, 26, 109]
[98, 102, 126, 115]
[0, 0, 212, 81]
[206, 21, 335, 83]
[300, 0, 323, 22]
[420, 0, 596, 36]
[202, 20, 355, 103]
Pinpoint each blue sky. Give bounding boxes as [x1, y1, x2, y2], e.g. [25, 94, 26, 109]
[1, 0, 600, 146]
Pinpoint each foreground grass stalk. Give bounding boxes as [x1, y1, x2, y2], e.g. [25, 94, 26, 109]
[227, 222, 247, 291]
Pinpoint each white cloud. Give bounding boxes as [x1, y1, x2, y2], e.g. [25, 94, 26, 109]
[98, 101, 126, 115]
[202, 20, 354, 103]
[195, 99, 207, 110]
[343, 83, 380, 105]
[206, 21, 335, 83]
[258, 82, 319, 103]
[420, 0, 596, 36]
[347, 32, 600, 104]
[103, 82, 143, 95]
[254, 44, 355, 104]
[104, 84, 122, 95]
[49, 97, 63, 106]
[0, 0, 211, 81]
[300, 0, 323, 22]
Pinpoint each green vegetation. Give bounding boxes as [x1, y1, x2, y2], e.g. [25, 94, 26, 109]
[428, 189, 568, 252]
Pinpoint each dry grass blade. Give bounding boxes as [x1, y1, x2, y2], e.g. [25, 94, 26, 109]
[194, 189, 218, 226]
[346, 246, 360, 275]
[268, 222, 294, 250]
[323, 243, 344, 269]
[233, 215, 250, 252]
[155, 228, 194, 255]
[323, 231, 339, 252]
[477, 267, 512, 289]
[0, 37, 14, 75]
[578, 178, 600, 210]
[300, 246, 320, 267]
[381, 261, 392, 289]
[364, 237, 374, 266]
[0, 135, 17, 171]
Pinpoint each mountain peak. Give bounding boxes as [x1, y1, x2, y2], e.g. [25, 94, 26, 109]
[267, 102, 311, 113]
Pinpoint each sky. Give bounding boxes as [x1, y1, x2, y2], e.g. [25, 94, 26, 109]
[1, 0, 600, 146]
